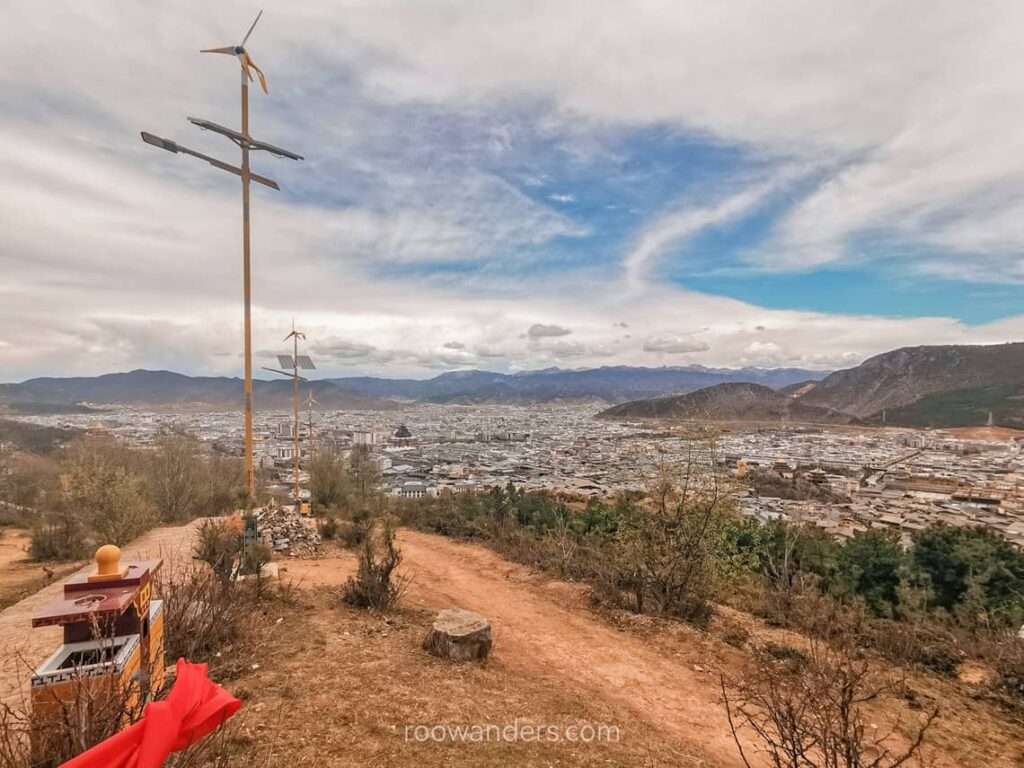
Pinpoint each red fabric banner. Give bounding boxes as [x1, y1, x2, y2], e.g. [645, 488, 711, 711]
[60, 658, 242, 768]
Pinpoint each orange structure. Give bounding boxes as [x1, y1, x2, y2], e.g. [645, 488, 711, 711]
[30, 546, 165, 759]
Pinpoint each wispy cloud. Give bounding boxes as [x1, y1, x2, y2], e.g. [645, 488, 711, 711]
[2, 2, 1024, 380]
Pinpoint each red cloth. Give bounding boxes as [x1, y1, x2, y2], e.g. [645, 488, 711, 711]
[60, 658, 242, 768]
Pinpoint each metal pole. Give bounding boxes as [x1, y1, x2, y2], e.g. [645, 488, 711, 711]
[241, 69, 255, 503]
[293, 333, 300, 509]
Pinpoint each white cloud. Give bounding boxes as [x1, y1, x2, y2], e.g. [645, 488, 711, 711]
[623, 178, 784, 289]
[527, 323, 572, 339]
[642, 336, 711, 354]
[2, 1, 1024, 381]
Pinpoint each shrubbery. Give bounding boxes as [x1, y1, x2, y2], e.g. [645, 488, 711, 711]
[342, 519, 408, 610]
[17, 435, 247, 562]
[401, 459, 1024, 698]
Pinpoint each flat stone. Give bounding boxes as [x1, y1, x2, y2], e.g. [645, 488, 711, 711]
[423, 608, 492, 662]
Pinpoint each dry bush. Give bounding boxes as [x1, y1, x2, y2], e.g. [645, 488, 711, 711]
[971, 630, 1024, 704]
[194, 518, 244, 583]
[604, 448, 737, 625]
[28, 509, 89, 562]
[722, 639, 938, 768]
[317, 515, 339, 541]
[157, 559, 252, 678]
[342, 519, 410, 611]
[858, 619, 961, 677]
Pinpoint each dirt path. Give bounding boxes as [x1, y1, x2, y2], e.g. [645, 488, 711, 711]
[0, 529, 82, 610]
[0, 520, 205, 707]
[288, 530, 1020, 768]
[288, 530, 749, 766]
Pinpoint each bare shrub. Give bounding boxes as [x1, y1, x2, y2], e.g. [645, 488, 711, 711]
[318, 515, 339, 540]
[337, 508, 372, 549]
[607, 443, 737, 624]
[28, 505, 88, 562]
[60, 438, 156, 546]
[194, 518, 243, 583]
[342, 520, 409, 610]
[157, 560, 251, 679]
[722, 640, 938, 768]
[859, 619, 961, 677]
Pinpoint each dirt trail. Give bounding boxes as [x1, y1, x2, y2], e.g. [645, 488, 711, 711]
[0, 519, 205, 707]
[289, 530, 1014, 768]
[289, 530, 748, 766]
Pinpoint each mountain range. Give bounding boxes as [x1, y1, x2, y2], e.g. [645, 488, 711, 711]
[5, 343, 1024, 428]
[329, 365, 826, 404]
[0, 365, 824, 412]
[598, 343, 1024, 428]
[0, 371, 396, 412]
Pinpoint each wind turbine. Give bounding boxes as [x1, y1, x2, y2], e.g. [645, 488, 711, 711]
[263, 323, 315, 511]
[201, 11, 269, 94]
[140, 11, 304, 505]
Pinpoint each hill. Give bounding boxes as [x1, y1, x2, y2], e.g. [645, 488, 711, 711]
[796, 343, 1024, 418]
[0, 366, 826, 410]
[867, 383, 1024, 429]
[0, 419, 81, 453]
[332, 365, 827, 404]
[597, 382, 858, 424]
[0, 370, 396, 412]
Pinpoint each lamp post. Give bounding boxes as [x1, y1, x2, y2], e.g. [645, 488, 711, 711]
[140, 12, 303, 503]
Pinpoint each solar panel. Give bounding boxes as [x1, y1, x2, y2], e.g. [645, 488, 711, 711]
[187, 117, 305, 160]
[277, 354, 295, 369]
[296, 355, 316, 370]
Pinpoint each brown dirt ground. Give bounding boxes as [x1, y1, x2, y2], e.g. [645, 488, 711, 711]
[218, 530, 1024, 768]
[943, 426, 1024, 441]
[0, 529, 81, 611]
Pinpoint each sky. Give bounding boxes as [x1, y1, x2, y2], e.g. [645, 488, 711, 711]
[2, 1, 1024, 381]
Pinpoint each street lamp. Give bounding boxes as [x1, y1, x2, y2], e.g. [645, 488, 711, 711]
[140, 11, 303, 503]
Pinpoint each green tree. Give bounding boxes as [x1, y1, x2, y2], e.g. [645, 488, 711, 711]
[911, 524, 1024, 627]
[836, 529, 905, 616]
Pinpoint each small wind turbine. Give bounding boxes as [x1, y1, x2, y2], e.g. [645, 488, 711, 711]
[263, 323, 315, 510]
[201, 10, 269, 94]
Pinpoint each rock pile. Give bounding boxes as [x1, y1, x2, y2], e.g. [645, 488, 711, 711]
[257, 505, 321, 557]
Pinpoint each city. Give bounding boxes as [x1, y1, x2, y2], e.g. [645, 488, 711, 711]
[13, 402, 1024, 548]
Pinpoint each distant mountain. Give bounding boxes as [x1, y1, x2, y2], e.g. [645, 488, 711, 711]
[331, 365, 828, 404]
[0, 370, 396, 411]
[0, 366, 826, 410]
[796, 343, 1024, 419]
[597, 382, 859, 424]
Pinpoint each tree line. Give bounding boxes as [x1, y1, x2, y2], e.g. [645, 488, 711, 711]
[0, 433, 246, 560]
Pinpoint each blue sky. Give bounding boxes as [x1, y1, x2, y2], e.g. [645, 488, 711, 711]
[2, 1, 1024, 379]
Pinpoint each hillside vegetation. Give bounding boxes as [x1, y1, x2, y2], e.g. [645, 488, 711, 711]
[597, 382, 858, 424]
[798, 343, 1024, 419]
[868, 384, 1024, 429]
